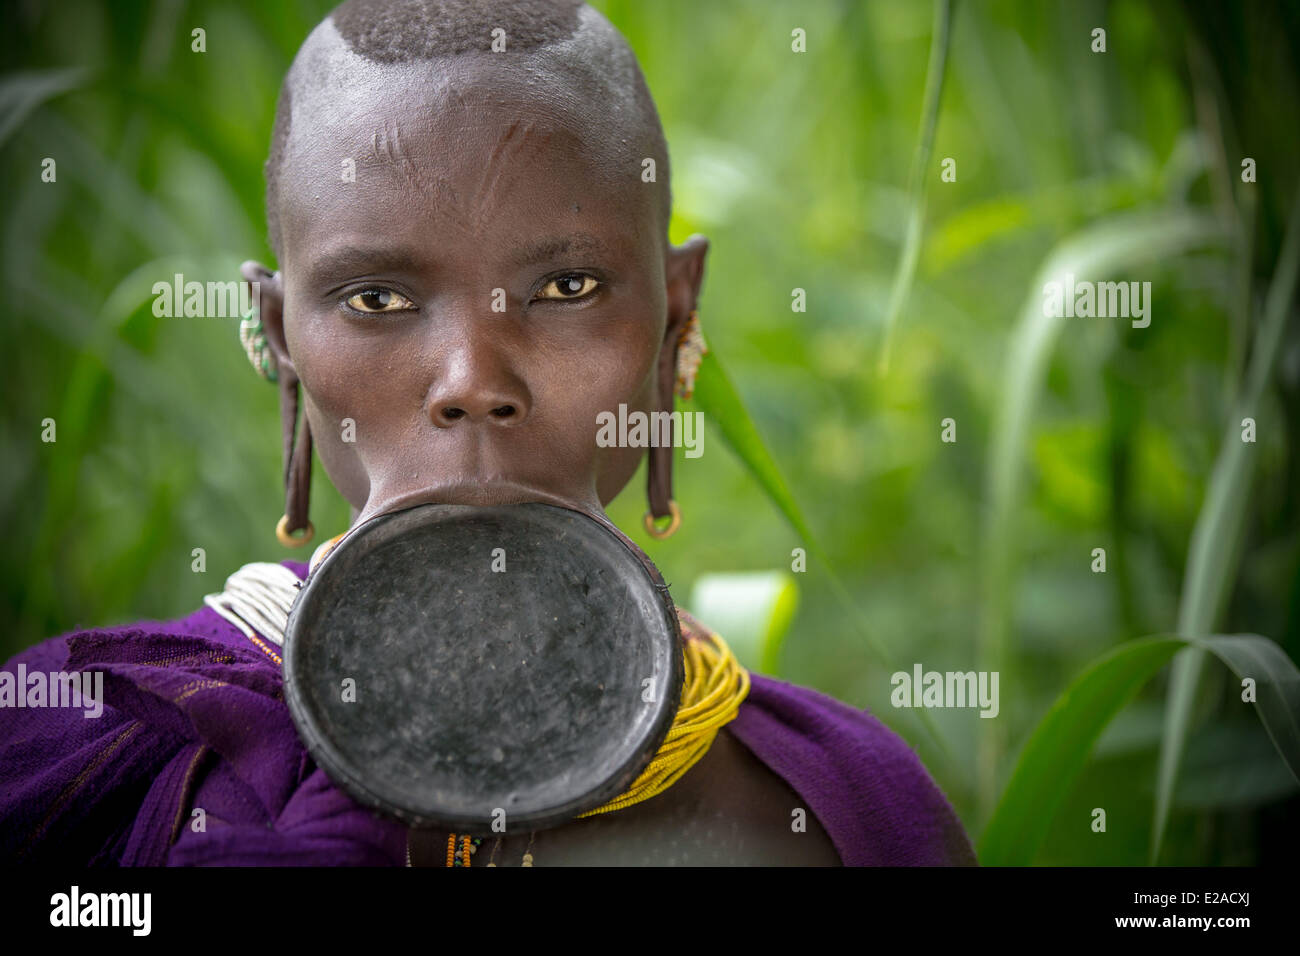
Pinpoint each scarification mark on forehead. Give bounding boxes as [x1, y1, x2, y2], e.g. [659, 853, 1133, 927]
[357, 108, 567, 237]
[367, 118, 457, 217]
[472, 118, 553, 230]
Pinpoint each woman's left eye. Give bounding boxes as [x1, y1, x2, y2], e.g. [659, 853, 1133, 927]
[344, 288, 416, 313]
[533, 274, 600, 301]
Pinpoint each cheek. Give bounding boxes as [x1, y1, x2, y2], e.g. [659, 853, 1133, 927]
[303, 391, 370, 507]
[580, 327, 662, 495]
[285, 300, 417, 431]
[282, 303, 396, 500]
[597, 286, 666, 406]
[285, 308, 352, 413]
[554, 320, 660, 430]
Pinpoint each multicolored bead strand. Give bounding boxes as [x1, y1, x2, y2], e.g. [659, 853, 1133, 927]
[446, 833, 483, 867]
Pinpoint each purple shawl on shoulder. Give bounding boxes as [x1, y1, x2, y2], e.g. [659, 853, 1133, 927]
[1, 561, 975, 866]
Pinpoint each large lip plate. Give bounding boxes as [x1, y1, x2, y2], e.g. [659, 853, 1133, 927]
[282, 502, 684, 832]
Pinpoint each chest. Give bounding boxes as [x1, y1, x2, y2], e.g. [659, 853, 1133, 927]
[407, 728, 842, 866]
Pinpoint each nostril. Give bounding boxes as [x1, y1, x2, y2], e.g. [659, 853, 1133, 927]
[442, 407, 466, 420]
[491, 405, 516, 419]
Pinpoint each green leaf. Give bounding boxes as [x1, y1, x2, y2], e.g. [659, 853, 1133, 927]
[979, 634, 1300, 866]
[691, 350, 819, 552]
[1152, 189, 1300, 863]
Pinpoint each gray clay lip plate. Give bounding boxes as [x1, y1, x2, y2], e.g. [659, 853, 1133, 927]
[282, 502, 683, 832]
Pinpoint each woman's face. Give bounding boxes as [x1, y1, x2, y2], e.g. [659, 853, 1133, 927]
[257, 56, 706, 527]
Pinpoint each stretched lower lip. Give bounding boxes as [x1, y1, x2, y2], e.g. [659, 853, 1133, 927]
[364, 481, 578, 520]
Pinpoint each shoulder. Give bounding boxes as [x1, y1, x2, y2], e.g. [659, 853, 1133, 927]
[733, 671, 977, 868]
[676, 608, 975, 865]
[0, 559, 401, 866]
[0, 586, 273, 863]
[733, 673, 979, 866]
[3, 556, 311, 673]
[728, 671, 978, 866]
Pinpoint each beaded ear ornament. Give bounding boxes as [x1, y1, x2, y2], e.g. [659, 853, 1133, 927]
[240, 306, 278, 383]
[675, 309, 707, 400]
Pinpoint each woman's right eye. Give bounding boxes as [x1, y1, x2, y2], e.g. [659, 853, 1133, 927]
[344, 288, 416, 314]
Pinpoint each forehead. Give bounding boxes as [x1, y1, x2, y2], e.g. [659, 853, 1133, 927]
[278, 23, 657, 274]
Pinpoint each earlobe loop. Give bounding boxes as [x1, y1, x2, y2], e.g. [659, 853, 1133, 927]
[277, 512, 314, 548]
[643, 499, 681, 539]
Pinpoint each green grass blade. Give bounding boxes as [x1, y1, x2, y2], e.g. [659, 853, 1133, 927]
[1152, 188, 1300, 863]
[691, 350, 821, 553]
[980, 634, 1300, 866]
[977, 208, 1225, 821]
[877, 0, 953, 373]
[1198, 637, 1300, 783]
[981, 636, 1183, 866]
[693, 349, 890, 661]
[693, 350, 954, 764]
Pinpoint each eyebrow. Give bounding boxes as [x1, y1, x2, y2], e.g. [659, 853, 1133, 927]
[507, 233, 611, 268]
[304, 244, 427, 284]
[304, 233, 614, 285]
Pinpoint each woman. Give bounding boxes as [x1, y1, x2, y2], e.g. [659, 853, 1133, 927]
[0, 0, 975, 866]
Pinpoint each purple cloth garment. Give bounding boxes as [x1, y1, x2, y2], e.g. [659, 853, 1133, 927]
[728, 674, 976, 865]
[1, 560, 976, 866]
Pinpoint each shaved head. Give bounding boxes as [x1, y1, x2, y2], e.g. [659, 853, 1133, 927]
[264, 0, 672, 262]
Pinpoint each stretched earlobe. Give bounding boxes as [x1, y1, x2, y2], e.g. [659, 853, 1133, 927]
[646, 305, 680, 530]
[277, 363, 314, 548]
[646, 308, 707, 539]
[645, 235, 709, 541]
[239, 260, 312, 546]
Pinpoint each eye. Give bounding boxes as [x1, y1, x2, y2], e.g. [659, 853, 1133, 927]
[533, 273, 600, 302]
[344, 287, 416, 314]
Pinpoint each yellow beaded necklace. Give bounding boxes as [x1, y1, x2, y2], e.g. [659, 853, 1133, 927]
[577, 611, 751, 817]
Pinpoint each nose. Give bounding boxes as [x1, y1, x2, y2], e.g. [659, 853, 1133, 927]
[424, 327, 531, 428]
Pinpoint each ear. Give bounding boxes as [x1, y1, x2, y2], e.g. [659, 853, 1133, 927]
[240, 260, 295, 377]
[657, 234, 710, 407]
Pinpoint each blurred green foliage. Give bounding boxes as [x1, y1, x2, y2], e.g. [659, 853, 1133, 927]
[2, 0, 1298, 864]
